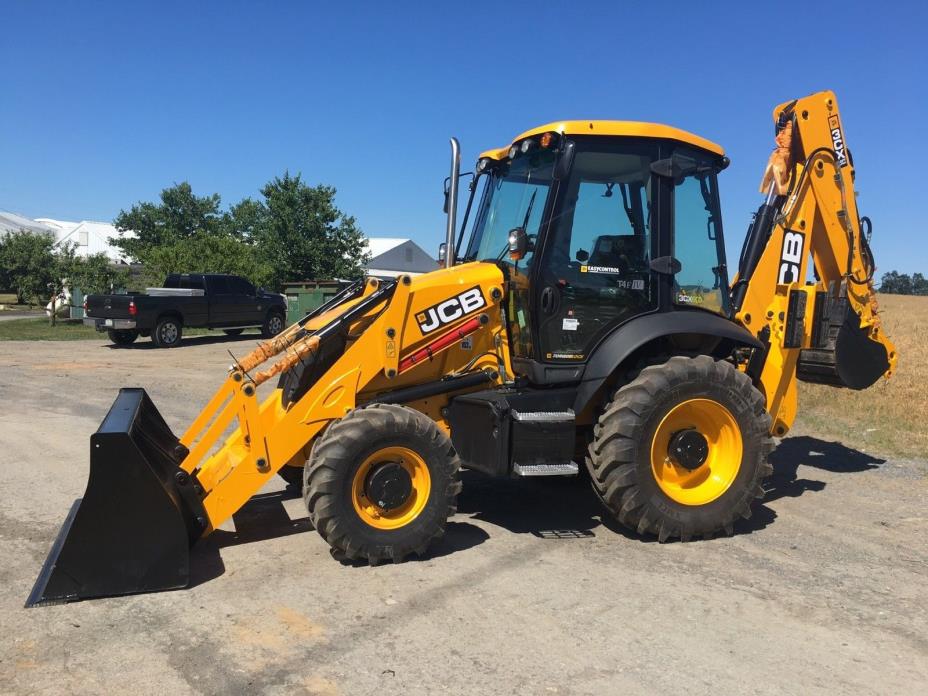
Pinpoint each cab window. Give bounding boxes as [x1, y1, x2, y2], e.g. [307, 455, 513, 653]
[672, 166, 728, 315]
[537, 140, 657, 359]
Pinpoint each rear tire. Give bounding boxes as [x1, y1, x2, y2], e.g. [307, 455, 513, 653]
[107, 329, 139, 346]
[223, 328, 244, 336]
[304, 404, 461, 564]
[152, 317, 182, 348]
[587, 355, 773, 542]
[262, 311, 285, 338]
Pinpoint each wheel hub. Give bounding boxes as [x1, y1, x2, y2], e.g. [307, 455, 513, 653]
[364, 461, 413, 511]
[668, 429, 709, 471]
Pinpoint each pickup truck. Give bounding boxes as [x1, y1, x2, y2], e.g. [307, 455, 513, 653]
[84, 273, 288, 347]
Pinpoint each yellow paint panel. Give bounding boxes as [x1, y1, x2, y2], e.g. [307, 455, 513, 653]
[479, 120, 724, 160]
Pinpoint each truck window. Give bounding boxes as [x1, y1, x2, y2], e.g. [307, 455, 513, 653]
[228, 277, 255, 295]
[177, 275, 205, 291]
[209, 276, 231, 294]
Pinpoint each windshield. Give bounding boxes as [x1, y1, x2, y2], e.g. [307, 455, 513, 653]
[464, 149, 555, 265]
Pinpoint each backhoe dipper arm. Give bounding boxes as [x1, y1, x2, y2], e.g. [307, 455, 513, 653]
[731, 90, 897, 436]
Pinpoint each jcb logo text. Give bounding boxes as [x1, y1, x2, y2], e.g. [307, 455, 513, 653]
[778, 230, 805, 284]
[416, 287, 486, 334]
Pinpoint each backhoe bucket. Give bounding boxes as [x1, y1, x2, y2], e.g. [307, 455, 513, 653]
[797, 290, 891, 390]
[27, 388, 207, 606]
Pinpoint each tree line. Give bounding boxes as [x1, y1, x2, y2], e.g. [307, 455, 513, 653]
[112, 173, 368, 290]
[0, 173, 369, 305]
[879, 271, 928, 295]
[0, 233, 129, 306]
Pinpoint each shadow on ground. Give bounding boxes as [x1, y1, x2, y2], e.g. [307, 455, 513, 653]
[764, 435, 884, 503]
[103, 332, 262, 350]
[189, 435, 884, 584]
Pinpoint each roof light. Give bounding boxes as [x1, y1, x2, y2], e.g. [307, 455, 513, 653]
[540, 132, 554, 148]
[508, 146, 518, 159]
[520, 138, 535, 154]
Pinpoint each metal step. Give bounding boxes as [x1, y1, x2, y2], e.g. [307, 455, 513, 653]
[513, 461, 579, 477]
[511, 409, 574, 422]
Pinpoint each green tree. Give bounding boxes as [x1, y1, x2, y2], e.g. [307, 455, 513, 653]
[0, 230, 57, 305]
[111, 182, 223, 260]
[879, 271, 914, 295]
[55, 244, 131, 294]
[143, 233, 275, 288]
[912, 272, 928, 296]
[254, 173, 369, 287]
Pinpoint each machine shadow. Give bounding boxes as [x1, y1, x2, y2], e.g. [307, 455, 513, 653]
[457, 470, 614, 539]
[188, 489, 311, 587]
[733, 435, 885, 535]
[762, 435, 884, 504]
[191, 435, 883, 582]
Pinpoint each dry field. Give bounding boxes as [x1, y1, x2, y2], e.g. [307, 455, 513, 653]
[797, 294, 928, 458]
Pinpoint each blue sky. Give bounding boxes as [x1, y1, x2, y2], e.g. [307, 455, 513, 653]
[3, 1, 926, 275]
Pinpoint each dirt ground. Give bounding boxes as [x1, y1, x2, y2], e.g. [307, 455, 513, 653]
[1, 336, 925, 695]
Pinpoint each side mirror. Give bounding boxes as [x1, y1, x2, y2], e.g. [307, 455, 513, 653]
[438, 242, 447, 264]
[508, 227, 528, 262]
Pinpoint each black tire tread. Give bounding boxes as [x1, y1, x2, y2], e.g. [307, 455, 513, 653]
[303, 403, 461, 564]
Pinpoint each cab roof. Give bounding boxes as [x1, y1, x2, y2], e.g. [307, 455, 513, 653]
[478, 120, 724, 160]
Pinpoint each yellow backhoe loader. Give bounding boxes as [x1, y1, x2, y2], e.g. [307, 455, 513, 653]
[29, 90, 897, 605]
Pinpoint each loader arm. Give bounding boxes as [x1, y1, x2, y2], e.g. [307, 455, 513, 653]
[178, 268, 509, 532]
[731, 90, 897, 436]
[30, 265, 509, 604]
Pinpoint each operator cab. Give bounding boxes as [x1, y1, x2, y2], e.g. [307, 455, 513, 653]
[455, 121, 731, 384]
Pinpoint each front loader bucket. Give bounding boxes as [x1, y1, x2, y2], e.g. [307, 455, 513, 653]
[27, 388, 207, 606]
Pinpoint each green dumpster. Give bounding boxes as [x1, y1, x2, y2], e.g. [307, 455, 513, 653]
[282, 280, 347, 325]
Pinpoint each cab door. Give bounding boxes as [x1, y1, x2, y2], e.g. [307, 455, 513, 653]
[534, 139, 660, 362]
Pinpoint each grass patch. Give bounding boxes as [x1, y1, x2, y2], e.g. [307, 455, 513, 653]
[0, 318, 101, 340]
[0, 292, 38, 312]
[796, 294, 927, 459]
[0, 318, 215, 341]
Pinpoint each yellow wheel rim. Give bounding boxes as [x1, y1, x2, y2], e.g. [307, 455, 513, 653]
[650, 398, 743, 506]
[351, 446, 431, 530]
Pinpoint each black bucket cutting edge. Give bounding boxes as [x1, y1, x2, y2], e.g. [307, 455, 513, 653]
[26, 388, 208, 607]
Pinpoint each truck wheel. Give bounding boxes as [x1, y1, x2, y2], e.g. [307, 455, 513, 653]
[587, 355, 773, 542]
[304, 404, 461, 564]
[107, 329, 139, 346]
[152, 317, 183, 348]
[261, 311, 285, 338]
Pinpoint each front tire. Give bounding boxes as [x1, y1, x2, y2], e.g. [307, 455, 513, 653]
[587, 355, 773, 542]
[304, 404, 461, 564]
[107, 328, 138, 346]
[152, 317, 182, 348]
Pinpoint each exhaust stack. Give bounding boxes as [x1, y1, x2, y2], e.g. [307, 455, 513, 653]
[445, 137, 460, 268]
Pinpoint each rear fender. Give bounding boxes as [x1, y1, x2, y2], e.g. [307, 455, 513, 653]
[573, 311, 762, 421]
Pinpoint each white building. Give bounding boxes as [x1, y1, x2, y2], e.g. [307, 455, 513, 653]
[0, 210, 57, 237]
[363, 237, 438, 278]
[36, 218, 132, 263]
